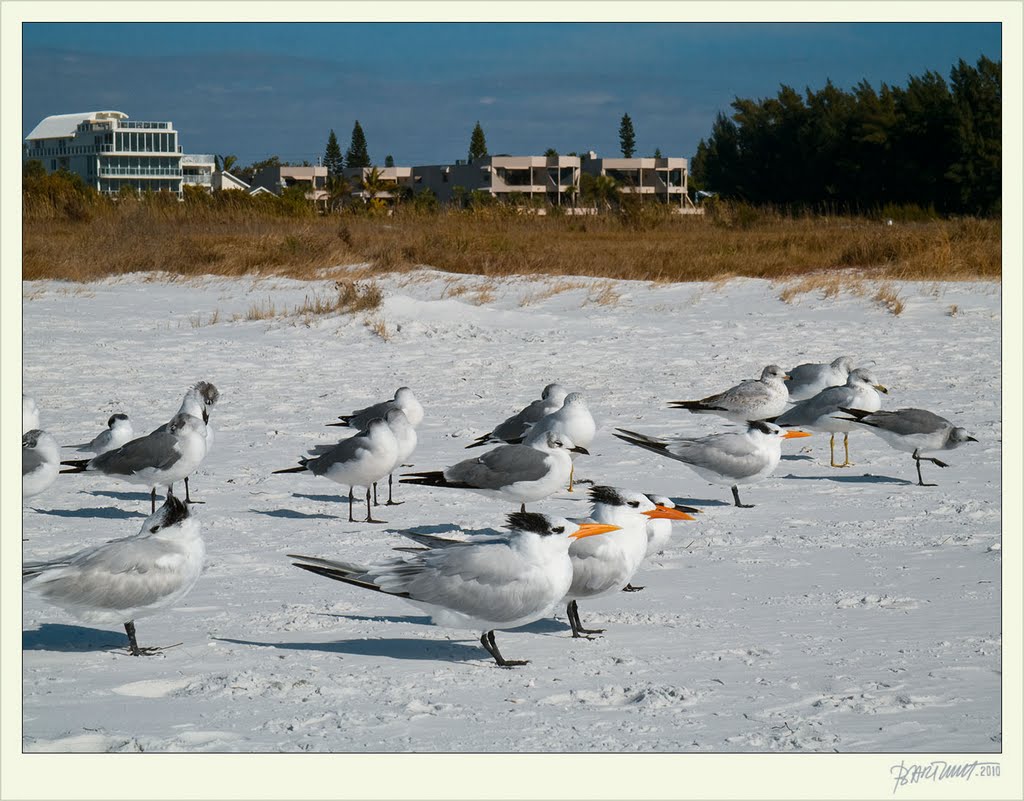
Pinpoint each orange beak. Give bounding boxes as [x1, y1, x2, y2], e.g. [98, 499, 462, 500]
[643, 505, 696, 521]
[783, 430, 812, 439]
[571, 523, 621, 539]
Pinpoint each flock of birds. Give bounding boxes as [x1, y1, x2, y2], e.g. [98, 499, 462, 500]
[22, 355, 978, 667]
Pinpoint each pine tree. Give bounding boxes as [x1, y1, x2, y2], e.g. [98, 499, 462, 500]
[468, 121, 488, 161]
[653, 147, 663, 159]
[619, 113, 636, 158]
[345, 121, 371, 169]
[323, 130, 343, 176]
[385, 154, 395, 168]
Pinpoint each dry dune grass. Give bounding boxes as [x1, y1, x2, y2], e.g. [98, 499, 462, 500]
[22, 204, 1000, 285]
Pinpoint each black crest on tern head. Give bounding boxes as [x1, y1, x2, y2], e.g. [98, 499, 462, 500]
[23, 430, 43, 448]
[194, 381, 220, 405]
[107, 413, 129, 427]
[152, 493, 191, 530]
[748, 420, 776, 435]
[589, 485, 626, 506]
[506, 511, 554, 536]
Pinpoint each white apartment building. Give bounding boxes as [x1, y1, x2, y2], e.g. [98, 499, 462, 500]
[181, 154, 216, 191]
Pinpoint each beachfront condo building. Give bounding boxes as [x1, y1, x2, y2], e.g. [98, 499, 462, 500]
[581, 151, 692, 207]
[412, 155, 581, 206]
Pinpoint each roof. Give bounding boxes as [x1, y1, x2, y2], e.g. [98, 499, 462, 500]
[25, 111, 128, 141]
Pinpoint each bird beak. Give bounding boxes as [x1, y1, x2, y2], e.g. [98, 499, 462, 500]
[202, 409, 210, 424]
[782, 373, 792, 380]
[325, 422, 346, 427]
[644, 505, 695, 521]
[967, 436, 978, 442]
[571, 523, 620, 539]
[783, 430, 812, 439]
[570, 446, 590, 455]
[874, 384, 889, 394]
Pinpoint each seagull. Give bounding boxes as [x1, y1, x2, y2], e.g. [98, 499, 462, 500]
[401, 430, 588, 511]
[669, 365, 791, 423]
[23, 395, 40, 434]
[774, 368, 889, 467]
[152, 381, 220, 503]
[23, 430, 60, 498]
[61, 412, 209, 513]
[290, 511, 621, 667]
[836, 407, 978, 486]
[614, 422, 811, 508]
[520, 392, 596, 491]
[563, 486, 694, 638]
[275, 417, 399, 523]
[785, 356, 856, 402]
[69, 413, 134, 455]
[620, 494, 702, 591]
[328, 386, 424, 430]
[23, 495, 204, 656]
[465, 382, 568, 449]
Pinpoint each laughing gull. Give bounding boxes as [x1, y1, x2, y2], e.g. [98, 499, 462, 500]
[61, 412, 208, 513]
[70, 413, 134, 455]
[401, 430, 589, 511]
[152, 381, 220, 503]
[290, 511, 621, 667]
[275, 417, 399, 523]
[465, 382, 568, 449]
[520, 392, 596, 491]
[563, 487, 694, 638]
[23, 430, 60, 498]
[775, 368, 889, 467]
[614, 422, 811, 508]
[785, 356, 856, 402]
[23, 395, 40, 434]
[669, 365, 791, 423]
[23, 495, 203, 656]
[836, 407, 978, 486]
[329, 386, 424, 431]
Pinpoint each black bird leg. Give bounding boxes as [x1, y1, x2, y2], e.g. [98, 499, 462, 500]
[183, 476, 203, 504]
[347, 486, 355, 522]
[385, 473, 403, 505]
[123, 621, 179, 657]
[520, 503, 527, 513]
[373, 482, 379, 506]
[150, 488, 157, 514]
[913, 449, 949, 486]
[732, 485, 754, 508]
[567, 600, 604, 638]
[622, 583, 645, 592]
[479, 630, 528, 667]
[364, 487, 385, 524]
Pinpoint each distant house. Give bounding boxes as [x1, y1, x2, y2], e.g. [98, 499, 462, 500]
[413, 155, 581, 206]
[341, 165, 416, 203]
[250, 165, 329, 205]
[22, 110, 209, 198]
[581, 151, 693, 207]
[181, 154, 215, 191]
[212, 171, 251, 192]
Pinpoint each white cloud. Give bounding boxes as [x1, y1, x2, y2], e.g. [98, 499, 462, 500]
[479, 96, 496, 105]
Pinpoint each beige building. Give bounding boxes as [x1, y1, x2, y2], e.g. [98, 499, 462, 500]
[341, 165, 416, 202]
[581, 152, 692, 207]
[412, 155, 581, 206]
[250, 165, 329, 204]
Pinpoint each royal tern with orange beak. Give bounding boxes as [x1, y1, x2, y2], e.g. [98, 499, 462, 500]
[563, 486, 695, 637]
[290, 511, 620, 667]
[775, 368, 888, 467]
[465, 382, 568, 449]
[669, 365, 791, 423]
[614, 421, 811, 508]
[328, 386, 424, 430]
[401, 430, 588, 511]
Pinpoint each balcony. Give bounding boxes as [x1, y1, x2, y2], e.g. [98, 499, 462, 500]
[99, 167, 183, 178]
[117, 121, 172, 130]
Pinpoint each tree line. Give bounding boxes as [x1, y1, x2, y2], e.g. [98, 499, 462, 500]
[690, 56, 1000, 216]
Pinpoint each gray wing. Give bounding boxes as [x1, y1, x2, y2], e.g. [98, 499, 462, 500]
[91, 431, 181, 475]
[856, 409, 949, 436]
[396, 531, 507, 549]
[703, 380, 771, 407]
[348, 400, 394, 429]
[666, 433, 768, 479]
[777, 385, 853, 425]
[786, 362, 825, 384]
[23, 448, 45, 476]
[489, 399, 549, 441]
[308, 433, 370, 474]
[446, 444, 550, 489]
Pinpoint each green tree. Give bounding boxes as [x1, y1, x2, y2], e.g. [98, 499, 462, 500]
[580, 173, 620, 211]
[948, 56, 1001, 214]
[468, 121, 488, 161]
[345, 121, 371, 168]
[215, 154, 238, 173]
[360, 167, 388, 202]
[618, 113, 636, 158]
[327, 173, 353, 213]
[323, 130, 344, 176]
[653, 147, 663, 159]
[544, 147, 559, 157]
[384, 154, 395, 168]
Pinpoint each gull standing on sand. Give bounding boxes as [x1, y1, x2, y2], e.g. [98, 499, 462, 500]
[275, 418, 399, 523]
[563, 486, 694, 638]
[521, 392, 596, 491]
[23, 395, 40, 434]
[669, 365, 791, 423]
[402, 430, 588, 511]
[290, 512, 621, 667]
[23, 495, 204, 656]
[775, 368, 888, 467]
[836, 407, 978, 486]
[465, 382, 569, 449]
[329, 386, 424, 431]
[614, 422, 811, 508]
[70, 413, 134, 456]
[23, 430, 60, 498]
[61, 413, 209, 513]
[785, 356, 857, 402]
[152, 381, 220, 503]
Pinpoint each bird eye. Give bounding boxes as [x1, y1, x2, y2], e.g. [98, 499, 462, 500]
[628, 500, 640, 508]
[149, 525, 160, 533]
[552, 526, 565, 534]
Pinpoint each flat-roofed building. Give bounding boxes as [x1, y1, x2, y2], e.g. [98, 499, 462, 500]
[581, 152, 693, 207]
[181, 154, 215, 191]
[250, 165, 329, 205]
[413, 155, 581, 206]
[342, 165, 416, 203]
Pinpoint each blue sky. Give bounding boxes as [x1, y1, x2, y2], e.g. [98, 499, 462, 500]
[22, 22, 1001, 167]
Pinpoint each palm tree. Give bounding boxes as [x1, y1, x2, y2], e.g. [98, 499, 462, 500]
[360, 167, 388, 202]
[216, 154, 238, 174]
[327, 174, 353, 213]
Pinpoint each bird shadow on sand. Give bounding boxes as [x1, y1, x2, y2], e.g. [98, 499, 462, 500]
[512, 618, 572, 635]
[29, 506, 147, 519]
[782, 473, 914, 485]
[23, 623, 125, 652]
[293, 492, 347, 504]
[251, 508, 339, 520]
[781, 454, 816, 462]
[322, 613, 434, 625]
[214, 636, 482, 663]
[86, 489, 155, 502]
[668, 496, 731, 508]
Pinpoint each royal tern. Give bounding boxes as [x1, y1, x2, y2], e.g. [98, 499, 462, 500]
[401, 430, 588, 510]
[521, 392, 596, 491]
[23, 495, 204, 656]
[775, 368, 888, 467]
[61, 413, 208, 513]
[329, 386, 424, 430]
[564, 486, 694, 637]
[669, 365, 791, 423]
[620, 494, 702, 591]
[614, 422, 811, 508]
[23, 395, 40, 434]
[465, 383, 568, 449]
[70, 413, 134, 455]
[275, 417, 399, 523]
[836, 407, 978, 486]
[23, 430, 60, 498]
[785, 356, 856, 402]
[290, 511, 620, 667]
[152, 381, 219, 503]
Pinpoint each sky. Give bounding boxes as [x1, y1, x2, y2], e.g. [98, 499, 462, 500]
[22, 22, 1001, 167]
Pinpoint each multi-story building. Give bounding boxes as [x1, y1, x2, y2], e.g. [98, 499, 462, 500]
[412, 155, 581, 206]
[181, 154, 216, 191]
[23, 110, 190, 195]
[581, 152, 693, 207]
[341, 165, 416, 203]
[249, 165, 329, 205]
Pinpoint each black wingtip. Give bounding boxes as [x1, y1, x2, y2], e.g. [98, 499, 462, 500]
[58, 459, 89, 473]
